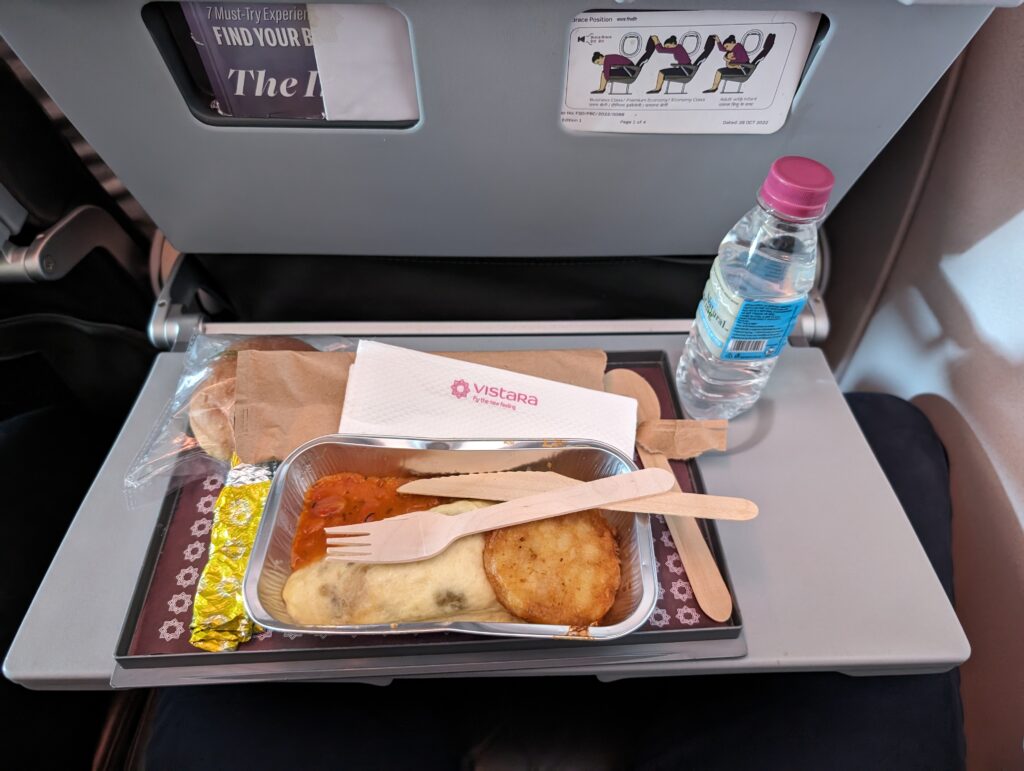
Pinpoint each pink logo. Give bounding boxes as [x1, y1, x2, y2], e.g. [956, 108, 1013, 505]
[449, 377, 539, 410]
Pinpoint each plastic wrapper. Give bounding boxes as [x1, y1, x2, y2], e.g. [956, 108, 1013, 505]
[189, 460, 274, 652]
[123, 333, 353, 507]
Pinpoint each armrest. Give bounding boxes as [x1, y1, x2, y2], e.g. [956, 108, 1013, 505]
[913, 394, 1024, 769]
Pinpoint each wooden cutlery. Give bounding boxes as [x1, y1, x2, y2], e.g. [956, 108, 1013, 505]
[324, 467, 675, 564]
[397, 471, 757, 521]
[604, 368, 735, 623]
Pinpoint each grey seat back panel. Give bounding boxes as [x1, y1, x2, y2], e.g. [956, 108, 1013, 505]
[0, 1, 992, 257]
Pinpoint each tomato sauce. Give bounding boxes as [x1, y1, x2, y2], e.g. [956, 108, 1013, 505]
[290, 472, 444, 570]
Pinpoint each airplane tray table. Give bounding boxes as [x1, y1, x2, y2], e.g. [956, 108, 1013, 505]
[3, 325, 969, 689]
[115, 352, 741, 673]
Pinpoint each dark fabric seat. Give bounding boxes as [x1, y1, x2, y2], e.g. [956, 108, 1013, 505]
[0, 406, 125, 769]
[0, 54, 150, 327]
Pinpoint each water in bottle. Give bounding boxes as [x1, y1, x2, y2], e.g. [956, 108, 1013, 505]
[676, 156, 835, 420]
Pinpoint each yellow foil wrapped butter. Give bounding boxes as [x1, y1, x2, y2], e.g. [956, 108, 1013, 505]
[189, 462, 273, 652]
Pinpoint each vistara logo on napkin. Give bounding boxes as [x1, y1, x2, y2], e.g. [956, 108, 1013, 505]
[449, 378, 539, 411]
[340, 342, 637, 457]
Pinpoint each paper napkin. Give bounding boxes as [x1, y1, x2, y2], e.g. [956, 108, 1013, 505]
[339, 341, 637, 457]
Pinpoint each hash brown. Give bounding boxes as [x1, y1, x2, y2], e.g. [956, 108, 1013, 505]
[482, 510, 620, 626]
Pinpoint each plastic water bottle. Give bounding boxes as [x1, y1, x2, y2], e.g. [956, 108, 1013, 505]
[676, 156, 835, 420]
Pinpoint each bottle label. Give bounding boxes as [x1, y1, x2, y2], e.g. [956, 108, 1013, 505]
[696, 259, 806, 361]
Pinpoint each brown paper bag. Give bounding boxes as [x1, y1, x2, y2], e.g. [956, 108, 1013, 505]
[437, 349, 608, 392]
[636, 418, 728, 459]
[233, 348, 609, 463]
[234, 350, 355, 464]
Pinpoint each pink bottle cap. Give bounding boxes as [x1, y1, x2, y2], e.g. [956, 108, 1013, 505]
[758, 156, 835, 220]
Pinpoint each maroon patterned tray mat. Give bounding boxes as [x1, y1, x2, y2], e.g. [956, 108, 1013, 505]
[128, 364, 729, 656]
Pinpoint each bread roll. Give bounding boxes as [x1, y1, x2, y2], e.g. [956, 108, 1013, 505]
[188, 337, 315, 461]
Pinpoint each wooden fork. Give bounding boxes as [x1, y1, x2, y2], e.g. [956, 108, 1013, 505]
[324, 467, 676, 564]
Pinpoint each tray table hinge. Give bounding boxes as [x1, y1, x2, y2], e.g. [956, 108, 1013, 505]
[149, 252, 205, 350]
[794, 288, 829, 344]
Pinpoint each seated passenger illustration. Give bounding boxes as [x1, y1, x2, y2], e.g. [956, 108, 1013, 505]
[640, 35, 689, 94]
[591, 51, 640, 94]
[703, 34, 749, 93]
[716, 33, 777, 94]
[643, 35, 717, 95]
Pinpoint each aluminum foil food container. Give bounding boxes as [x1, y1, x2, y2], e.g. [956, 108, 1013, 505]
[243, 436, 658, 641]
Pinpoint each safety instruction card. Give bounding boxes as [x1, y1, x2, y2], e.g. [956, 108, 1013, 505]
[561, 10, 820, 135]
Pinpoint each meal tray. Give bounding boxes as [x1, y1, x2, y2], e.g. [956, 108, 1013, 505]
[246, 437, 656, 640]
[116, 353, 742, 669]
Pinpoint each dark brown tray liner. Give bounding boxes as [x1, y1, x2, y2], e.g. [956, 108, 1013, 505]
[118, 352, 741, 667]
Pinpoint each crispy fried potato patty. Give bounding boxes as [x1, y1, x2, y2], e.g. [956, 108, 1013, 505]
[483, 510, 620, 626]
